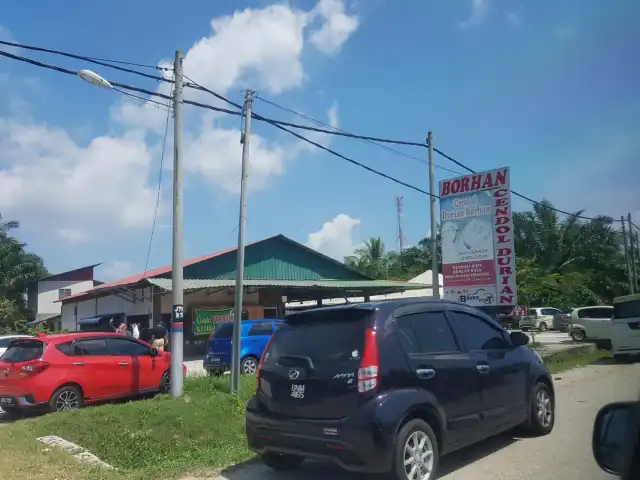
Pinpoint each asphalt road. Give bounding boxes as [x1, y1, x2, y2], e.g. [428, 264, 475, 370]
[213, 360, 640, 480]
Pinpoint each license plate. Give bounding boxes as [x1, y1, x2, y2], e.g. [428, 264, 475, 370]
[208, 356, 220, 363]
[290, 384, 305, 399]
[0, 397, 15, 406]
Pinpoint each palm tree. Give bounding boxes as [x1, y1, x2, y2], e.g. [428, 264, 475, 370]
[345, 237, 390, 279]
[0, 214, 47, 325]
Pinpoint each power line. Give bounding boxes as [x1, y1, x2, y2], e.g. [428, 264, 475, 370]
[0, 39, 171, 84]
[112, 87, 172, 112]
[144, 89, 172, 274]
[1, 47, 630, 219]
[0, 49, 433, 198]
[183, 76, 435, 197]
[256, 96, 465, 176]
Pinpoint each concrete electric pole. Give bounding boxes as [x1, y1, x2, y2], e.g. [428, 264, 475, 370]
[170, 50, 185, 399]
[629, 213, 638, 293]
[621, 216, 635, 295]
[427, 131, 441, 299]
[230, 90, 254, 395]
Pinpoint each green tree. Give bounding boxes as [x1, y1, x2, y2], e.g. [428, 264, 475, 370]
[345, 237, 390, 279]
[0, 214, 48, 331]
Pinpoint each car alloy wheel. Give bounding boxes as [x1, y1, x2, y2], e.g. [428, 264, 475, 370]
[571, 329, 586, 342]
[403, 430, 435, 480]
[242, 357, 258, 375]
[536, 389, 553, 428]
[55, 390, 80, 411]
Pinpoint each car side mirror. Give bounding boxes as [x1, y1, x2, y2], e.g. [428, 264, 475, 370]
[149, 348, 159, 357]
[593, 402, 638, 476]
[510, 331, 529, 347]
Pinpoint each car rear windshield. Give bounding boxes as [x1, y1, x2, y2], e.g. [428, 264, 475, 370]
[0, 340, 44, 362]
[213, 323, 233, 339]
[614, 300, 640, 320]
[268, 309, 370, 364]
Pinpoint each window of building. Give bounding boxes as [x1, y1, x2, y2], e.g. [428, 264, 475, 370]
[58, 288, 72, 300]
[263, 307, 278, 318]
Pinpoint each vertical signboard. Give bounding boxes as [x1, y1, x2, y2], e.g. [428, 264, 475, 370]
[439, 167, 517, 307]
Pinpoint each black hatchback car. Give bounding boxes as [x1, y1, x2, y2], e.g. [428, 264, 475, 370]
[246, 299, 555, 480]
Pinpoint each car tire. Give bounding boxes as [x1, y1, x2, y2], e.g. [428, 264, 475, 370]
[538, 322, 548, 332]
[390, 418, 439, 480]
[241, 356, 259, 375]
[160, 371, 171, 394]
[49, 385, 83, 413]
[522, 382, 554, 436]
[261, 452, 304, 470]
[571, 329, 586, 342]
[614, 354, 633, 364]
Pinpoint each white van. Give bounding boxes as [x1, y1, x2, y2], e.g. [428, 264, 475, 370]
[611, 294, 640, 361]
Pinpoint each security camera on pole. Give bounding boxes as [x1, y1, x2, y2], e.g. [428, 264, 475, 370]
[230, 90, 254, 395]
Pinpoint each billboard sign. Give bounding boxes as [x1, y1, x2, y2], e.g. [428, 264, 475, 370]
[439, 167, 517, 307]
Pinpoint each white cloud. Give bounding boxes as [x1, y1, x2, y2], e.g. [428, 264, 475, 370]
[459, 0, 489, 29]
[309, 0, 360, 54]
[306, 213, 361, 260]
[0, 2, 359, 243]
[101, 260, 135, 282]
[0, 120, 158, 242]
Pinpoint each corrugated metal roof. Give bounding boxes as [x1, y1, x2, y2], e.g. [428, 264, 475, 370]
[145, 278, 430, 291]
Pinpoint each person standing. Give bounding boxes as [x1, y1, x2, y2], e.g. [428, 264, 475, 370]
[152, 321, 168, 351]
[132, 323, 140, 340]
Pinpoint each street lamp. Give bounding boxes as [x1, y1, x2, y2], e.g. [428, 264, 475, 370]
[78, 70, 112, 89]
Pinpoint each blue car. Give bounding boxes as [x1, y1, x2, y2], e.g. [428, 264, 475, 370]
[203, 319, 282, 375]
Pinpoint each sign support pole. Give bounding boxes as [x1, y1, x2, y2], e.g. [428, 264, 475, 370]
[427, 131, 440, 298]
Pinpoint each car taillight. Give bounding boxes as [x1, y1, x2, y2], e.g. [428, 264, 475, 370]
[256, 335, 275, 389]
[358, 328, 379, 394]
[21, 360, 50, 376]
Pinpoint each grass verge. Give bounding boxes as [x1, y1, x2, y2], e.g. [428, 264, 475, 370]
[0, 375, 257, 480]
[542, 348, 613, 374]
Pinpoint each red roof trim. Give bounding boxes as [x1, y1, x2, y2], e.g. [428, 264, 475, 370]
[56, 237, 272, 303]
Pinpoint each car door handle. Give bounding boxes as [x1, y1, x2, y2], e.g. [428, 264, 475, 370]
[416, 368, 436, 379]
[476, 364, 491, 374]
[119, 362, 129, 367]
[73, 362, 85, 366]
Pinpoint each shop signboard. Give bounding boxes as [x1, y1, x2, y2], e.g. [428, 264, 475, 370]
[439, 167, 517, 307]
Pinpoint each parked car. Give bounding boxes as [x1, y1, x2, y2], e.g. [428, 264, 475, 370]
[246, 300, 555, 480]
[519, 307, 564, 332]
[611, 294, 640, 362]
[0, 332, 185, 414]
[204, 319, 283, 375]
[568, 306, 614, 344]
[553, 308, 576, 332]
[0, 335, 31, 357]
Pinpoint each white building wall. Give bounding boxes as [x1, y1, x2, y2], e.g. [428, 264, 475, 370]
[37, 280, 94, 315]
[60, 288, 152, 332]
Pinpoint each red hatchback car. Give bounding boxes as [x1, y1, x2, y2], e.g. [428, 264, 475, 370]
[0, 332, 183, 413]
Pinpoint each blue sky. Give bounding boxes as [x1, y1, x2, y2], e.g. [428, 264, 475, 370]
[0, 0, 638, 282]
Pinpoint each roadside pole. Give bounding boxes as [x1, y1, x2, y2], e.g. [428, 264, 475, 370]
[170, 50, 185, 399]
[621, 216, 635, 294]
[230, 90, 254, 395]
[628, 213, 638, 293]
[427, 132, 440, 299]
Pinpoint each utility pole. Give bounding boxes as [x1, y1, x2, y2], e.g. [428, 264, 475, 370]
[170, 50, 185, 399]
[427, 131, 440, 299]
[621, 216, 635, 294]
[629, 213, 638, 293]
[230, 90, 254, 395]
[395, 196, 406, 252]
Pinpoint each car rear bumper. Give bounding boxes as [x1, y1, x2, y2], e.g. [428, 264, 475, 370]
[0, 393, 46, 410]
[245, 396, 392, 474]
